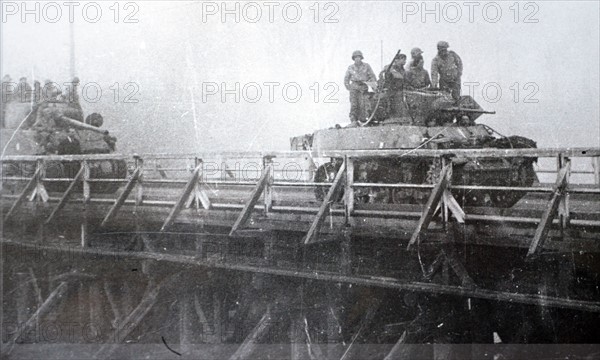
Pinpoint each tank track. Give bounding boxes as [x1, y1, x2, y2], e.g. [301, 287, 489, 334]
[313, 136, 538, 208]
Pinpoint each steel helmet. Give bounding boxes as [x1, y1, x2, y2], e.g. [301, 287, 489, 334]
[352, 50, 364, 60]
[411, 47, 424, 57]
[437, 41, 449, 49]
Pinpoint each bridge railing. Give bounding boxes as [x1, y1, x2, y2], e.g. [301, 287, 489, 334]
[1, 148, 599, 249]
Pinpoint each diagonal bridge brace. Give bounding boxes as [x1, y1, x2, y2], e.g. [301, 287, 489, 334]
[407, 164, 464, 250]
[527, 160, 571, 259]
[45, 166, 85, 224]
[161, 164, 211, 232]
[304, 161, 346, 245]
[160, 163, 211, 232]
[4, 165, 48, 222]
[229, 164, 273, 236]
[100, 166, 142, 227]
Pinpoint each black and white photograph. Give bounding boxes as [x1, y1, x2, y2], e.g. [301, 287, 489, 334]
[1, 1, 599, 359]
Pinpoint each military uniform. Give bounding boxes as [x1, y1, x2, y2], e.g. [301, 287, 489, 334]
[1, 75, 12, 127]
[17, 79, 32, 102]
[388, 64, 406, 91]
[344, 52, 376, 124]
[431, 43, 462, 101]
[406, 65, 431, 89]
[386, 64, 407, 118]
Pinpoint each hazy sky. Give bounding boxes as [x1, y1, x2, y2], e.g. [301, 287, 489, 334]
[1, 1, 599, 153]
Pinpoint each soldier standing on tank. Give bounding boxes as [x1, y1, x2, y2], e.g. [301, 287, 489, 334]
[43, 80, 62, 101]
[17, 77, 33, 103]
[1, 75, 13, 127]
[379, 54, 408, 118]
[33, 80, 41, 103]
[406, 48, 431, 90]
[431, 41, 462, 101]
[62, 77, 80, 104]
[2, 75, 15, 103]
[409, 47, 424, 68]
[387, 54, 407, 91]
[344, 50, 376, 126]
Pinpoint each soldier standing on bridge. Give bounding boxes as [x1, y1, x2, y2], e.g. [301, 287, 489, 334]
[431, 41, 462, 101]
[344, 50, 376, 126]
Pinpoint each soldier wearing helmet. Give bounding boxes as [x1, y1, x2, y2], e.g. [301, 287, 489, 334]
[62, 77, 81, 104]
[406, 48, 431, 90]
[431, 41, 463, 101]
[344, 50, 376, 126]
[1, 75, 12, 127]
[62, 77, 84, 121]
[385, 53, 410, 118]
[409, 47, 424, 67]
[17, 77, 32, 103]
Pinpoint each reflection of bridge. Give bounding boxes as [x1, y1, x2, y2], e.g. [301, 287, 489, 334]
[2, 148, 600, 358]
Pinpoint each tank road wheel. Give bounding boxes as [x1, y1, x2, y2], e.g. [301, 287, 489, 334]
[400, 158, 442, 205]
[314, 160, 344, 202]
[353, 162, 371, 204]
[491, 160, 537, 208]
[391, 187, 415, 204]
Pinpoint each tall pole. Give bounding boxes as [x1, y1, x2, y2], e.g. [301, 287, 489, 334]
[69, 21, 75, 78]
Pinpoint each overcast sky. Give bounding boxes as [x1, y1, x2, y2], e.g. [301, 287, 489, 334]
[2, 1, 599, 153]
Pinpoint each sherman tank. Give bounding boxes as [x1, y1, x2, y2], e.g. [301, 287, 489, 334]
[1, 84, 127, 193]
[291, 88, 538, 208]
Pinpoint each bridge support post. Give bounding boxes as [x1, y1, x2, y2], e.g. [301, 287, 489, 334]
[339, 298, 381, 360]
[290, 313, 308, 360]
[81, 160, 91, 247]
[179, 289, 200, 354]
[134, 156, 144, 206]
[340, 225, 352, 275]
[593, 156, 600, 186]
[344, 156, 354, 223]
[264, 231, 276, 266]
[228, 307, 273, 360]
[326, 284, 343, 359]
[1, 281, 70, 358]
[263, 156, 274, 214]
[558, 154, 571, 232]
[94, 275, 168, 359]
[186, 158, 211, 210]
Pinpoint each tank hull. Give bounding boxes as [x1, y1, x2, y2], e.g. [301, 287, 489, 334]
[300, 124, 537, 208]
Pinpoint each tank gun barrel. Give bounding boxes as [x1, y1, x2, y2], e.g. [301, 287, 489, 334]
[59, 115, 109, 135]
[439, 108, 496, 115]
